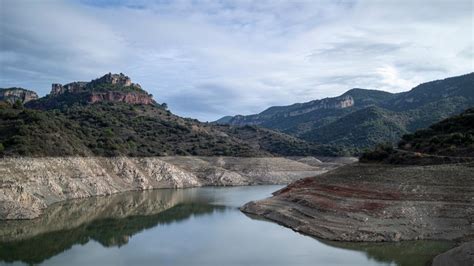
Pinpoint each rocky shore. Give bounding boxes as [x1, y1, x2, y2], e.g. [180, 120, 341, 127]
[0, 156, 343, 220]
[241, 163, 474, 242]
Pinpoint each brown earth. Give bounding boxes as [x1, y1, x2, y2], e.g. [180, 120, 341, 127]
[241, 163, 474, 242]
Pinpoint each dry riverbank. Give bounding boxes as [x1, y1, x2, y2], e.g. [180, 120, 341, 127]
[0, 156, 345, 220]
[241, 163, 474, 242]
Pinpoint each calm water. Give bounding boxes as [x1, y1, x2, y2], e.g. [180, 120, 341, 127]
[0, 186, 454, 266]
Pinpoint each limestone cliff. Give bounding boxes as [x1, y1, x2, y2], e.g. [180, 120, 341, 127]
[33, 73, 155, 108]
[0, 88, 38, 104]
[226, 95, 355, 126]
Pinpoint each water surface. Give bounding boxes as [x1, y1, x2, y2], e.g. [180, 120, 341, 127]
[0, 186, 454, 266]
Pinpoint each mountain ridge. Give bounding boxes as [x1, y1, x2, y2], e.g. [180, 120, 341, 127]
[217, 72, 474, 152]
[27, 73, 156, 109]
[0, 73, 339, 157]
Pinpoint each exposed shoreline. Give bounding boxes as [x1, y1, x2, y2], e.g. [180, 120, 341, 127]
[241, 162, 474, 242]
[0, 156, 349, 220]
[240, 162, 474, 264]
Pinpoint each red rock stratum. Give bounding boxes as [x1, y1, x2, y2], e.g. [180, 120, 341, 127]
[241, 163, 474, 242]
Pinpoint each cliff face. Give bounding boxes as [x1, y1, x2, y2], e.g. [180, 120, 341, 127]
[51, 82, 88, 95]
[89, 91, 155, 105]
[0, 88, 38, 104]
[45, 73, 154, 106]
[227, 95, 355, 126]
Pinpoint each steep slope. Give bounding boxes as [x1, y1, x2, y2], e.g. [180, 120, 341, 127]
[221, 88, 395, 135]
[399, 108, 474, 157]
[217, 73, 474, 153]
[214, 115, 233, 124]
[217, 125, 342, 156]
[217, 88, 395, 131]
[301, 106, 408, 152]
[0, 73, 336, 157]
[387, 72, 474, 111]
[360, 108, 474, 163]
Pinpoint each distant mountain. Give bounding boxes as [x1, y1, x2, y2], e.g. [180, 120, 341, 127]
[386, 73, 474, 111]
[0, 73, 337, 157]
[214, 116, 234, 124]
[217, 73, 474, 153]
[300, 106, 408, 154]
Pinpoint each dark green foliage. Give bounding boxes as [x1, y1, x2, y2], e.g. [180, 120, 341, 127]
[361, 108, 474, 164]
[26, 91, 91, 110]
[359, 143, 394, 162]
[218, 73, 474, 155]
[0, 103, 260, 157]
[301, 106, 408, 154]
[12, 100, 23, 109]
[219, 125, 341, 156]
[0, 102, 333, 157]
[399, 108, 474, 157]
[86, 83, 145, 93]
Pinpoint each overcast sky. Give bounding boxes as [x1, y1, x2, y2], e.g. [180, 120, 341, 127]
[1, 0, 473, 121]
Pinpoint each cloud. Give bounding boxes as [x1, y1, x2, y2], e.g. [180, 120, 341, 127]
[0, 0, 472, 121]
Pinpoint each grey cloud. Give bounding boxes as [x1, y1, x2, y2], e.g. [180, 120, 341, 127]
[309, 41, 405, 59]
[0, 0, 472, 120]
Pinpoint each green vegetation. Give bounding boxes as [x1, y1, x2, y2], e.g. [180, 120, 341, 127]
[219, 73, 474, 155]
[301, 106, 408, 154]
[360, 108, 474, 164]
[86, 82, 146, 93]
[0, 103, 255, 156]
[1, 72, 341, 157]
[0, 101, 337, 157]
[398, 108, 474, 157]
[219, 125, 341, 156]
[12, 99, 23, 109]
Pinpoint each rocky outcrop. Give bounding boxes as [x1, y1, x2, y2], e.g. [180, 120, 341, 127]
[89, 73, 135, 88]
[226, 95, 355, 126]
[46, 73, 154, 105]
[241, 163, 474, 242]
[0, 88, 38, 104]
[286, 96, 354, 117]
[89, 91, 155, 105]
[0, 156, 339, 220]
[50, 82, 88, 95]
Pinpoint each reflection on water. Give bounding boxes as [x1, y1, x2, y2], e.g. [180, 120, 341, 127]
[0, 186, 454, 266]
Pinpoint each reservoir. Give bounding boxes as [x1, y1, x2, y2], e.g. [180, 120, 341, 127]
[0, 185, 453, 266]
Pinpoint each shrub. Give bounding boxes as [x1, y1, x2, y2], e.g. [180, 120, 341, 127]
[13, 99, 23, 109]
[359, 143, 394, 162]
